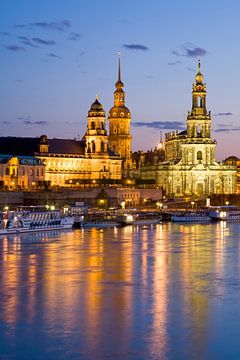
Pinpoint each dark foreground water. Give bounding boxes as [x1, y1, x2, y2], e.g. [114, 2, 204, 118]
[1, 222, 240, 359]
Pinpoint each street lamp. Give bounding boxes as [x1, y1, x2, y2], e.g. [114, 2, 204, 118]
[191, 201, 195, 209]
[225, 201, 229, 206]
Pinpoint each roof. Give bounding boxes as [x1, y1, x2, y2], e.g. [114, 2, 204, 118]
[48, 139, 85, 155]
[0, 136, 85, 156]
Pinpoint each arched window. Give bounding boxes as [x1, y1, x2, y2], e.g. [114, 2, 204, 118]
[197, 96, 201, 107]
[91, 121, 95, 130]
[197, 151, 202, 161]
[101, 141, 105, 153]
[91, 141, 96, 153]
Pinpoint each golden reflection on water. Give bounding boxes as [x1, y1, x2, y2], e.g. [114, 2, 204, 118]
[0, 223, 239, 358]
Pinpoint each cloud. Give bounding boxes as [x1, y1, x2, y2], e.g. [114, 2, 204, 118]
[68, 32, 81, 41]
[168, 60, 181, 66]
[133, 121, 185, 130]
[214, 127, 240, 133]
[172, 44, 207, 58]
[187, 67, 195, 72]
[3, 121, 10, 125]
[17, 36, 37, 47]
[184, 46, 207, 57]
[5, 44, 25, 51]
[32, 37, 56, 46]
[15, 19, 71, 31]
[46, 53, 62, 59]
[213, 112, 233, 116]
[0, 32, 10, 36]
[23, 120, 48, 125]
[17, 116, 47, 125]
[145, 75, 154, 78]
[123, 43, 149, 51]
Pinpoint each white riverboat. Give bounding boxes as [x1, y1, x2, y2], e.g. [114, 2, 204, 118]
[0, 208, 74, 235]
[172, 211, 211, 223]
[116, 213, 161, 226]
[209, 206, 240, 221]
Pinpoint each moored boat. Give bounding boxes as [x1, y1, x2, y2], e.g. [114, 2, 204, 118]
[0, 208, 74, 235]
[116, 212, 161, 226]
[209, 206, 240, 221]
[172, 211, 211, 223]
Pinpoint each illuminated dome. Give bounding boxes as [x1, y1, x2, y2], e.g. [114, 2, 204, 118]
[88, 96, 105, 117]
[108, 105, 131, 119]
[90, 97, 103, 111]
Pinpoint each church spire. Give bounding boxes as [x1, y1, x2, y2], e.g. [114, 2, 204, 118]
[115, 50, 124, 90]
[118, 50, 121, 83]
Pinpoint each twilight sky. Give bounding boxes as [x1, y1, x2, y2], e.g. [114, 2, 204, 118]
[0, 0, 239, 160]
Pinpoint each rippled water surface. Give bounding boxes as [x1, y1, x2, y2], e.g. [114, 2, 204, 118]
[1, 222, 240, 359]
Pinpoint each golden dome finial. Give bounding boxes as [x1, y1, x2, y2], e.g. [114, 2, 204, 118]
[96, 94, 98, 101]
[195, 60, 203, 84]
[198, 59, 201, 72]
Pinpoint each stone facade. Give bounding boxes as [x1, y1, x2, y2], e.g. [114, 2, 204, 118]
[0, 155, 45, 190]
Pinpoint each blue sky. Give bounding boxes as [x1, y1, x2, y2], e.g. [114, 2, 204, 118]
[0, 0, 239, 159]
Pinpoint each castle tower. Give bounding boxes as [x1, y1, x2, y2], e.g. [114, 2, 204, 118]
[85, 96, 108, 154]
[108, 52, 132, 173]
[187, 60, 211, 138]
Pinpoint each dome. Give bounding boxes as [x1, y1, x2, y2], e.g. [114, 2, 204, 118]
[196, 71, 203, 84]
[108, 105, 131, 119]
[90, 97, 103, 111]
[88, 96, 105, 117]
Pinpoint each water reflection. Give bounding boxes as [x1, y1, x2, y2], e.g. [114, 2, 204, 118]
[0, 224, 240, 359]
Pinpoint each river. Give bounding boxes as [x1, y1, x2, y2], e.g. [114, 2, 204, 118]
[0, 222, 240, 359]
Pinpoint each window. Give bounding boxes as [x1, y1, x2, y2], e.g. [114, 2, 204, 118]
[197, 151, 203, 161]
[6, 168, 9, 176]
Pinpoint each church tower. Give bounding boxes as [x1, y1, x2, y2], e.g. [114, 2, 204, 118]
[182, 61, 216, 168]
[108, 52, 132, 173]
[85, 96, 108, 154]
[187, 60, 211, 138]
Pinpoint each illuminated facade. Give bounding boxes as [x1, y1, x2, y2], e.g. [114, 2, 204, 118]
[38, 98, 122, 187]
[0, 154, 45, 190]
[0, 98, 122, 188]
[141, 62, 237, 197]
[108, 53, 132, 175]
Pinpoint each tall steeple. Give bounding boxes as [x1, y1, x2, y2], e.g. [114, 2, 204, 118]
[187, 60, 211, 138]
[108, 52, 132, 174]
[113, 50, 125, 107]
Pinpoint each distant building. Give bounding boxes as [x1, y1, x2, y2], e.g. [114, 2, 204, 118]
[224, 156, 240, 193]
[140, 61, 237, 197]
[0, 154, 45, 190]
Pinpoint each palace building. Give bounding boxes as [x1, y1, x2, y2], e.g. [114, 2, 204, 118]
[0, 96, 122, 189]
[140, 62, 237, 197]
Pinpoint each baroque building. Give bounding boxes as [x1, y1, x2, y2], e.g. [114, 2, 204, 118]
[140, 62, 237, 197]
[108, 53, 132, 175]
[0, 98, 122, 189]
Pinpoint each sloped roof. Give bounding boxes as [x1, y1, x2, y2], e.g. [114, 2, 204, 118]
[0, 136, 85, 156]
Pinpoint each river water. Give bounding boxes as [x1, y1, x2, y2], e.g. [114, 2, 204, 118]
[0, 222, 240, 359]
